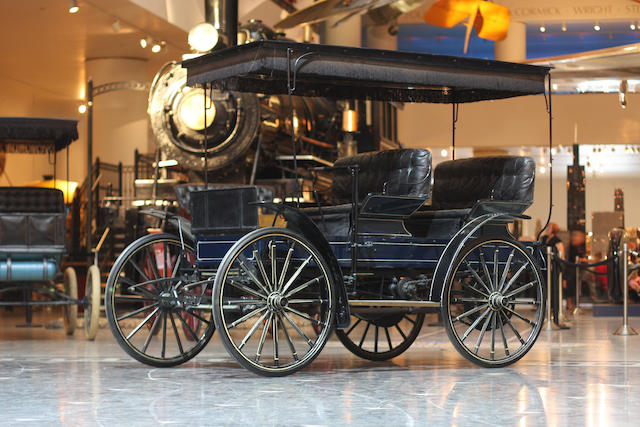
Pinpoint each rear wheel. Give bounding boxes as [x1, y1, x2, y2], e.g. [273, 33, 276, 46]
[442, 236, 544, 367]
[62, 267, 78, 335]
[105, 233, 215, 367]
[84, 265, 101, 340]
[336, 312, 424, 361]
[213, 227, 335, 377]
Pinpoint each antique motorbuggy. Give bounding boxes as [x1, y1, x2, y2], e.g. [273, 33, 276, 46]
[105, 41, 552, 376]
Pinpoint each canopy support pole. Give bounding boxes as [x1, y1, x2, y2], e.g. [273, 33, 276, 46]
[537, 74, 553, 241]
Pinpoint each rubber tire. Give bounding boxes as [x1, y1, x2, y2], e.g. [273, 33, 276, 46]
[62, 267, 78, 336]
[212, 227, 336, 377]
[441, 235, 545, 368]
[336, 313, 425, 361]
[105, 233, 215, 367]
[84, 265, 101, 341]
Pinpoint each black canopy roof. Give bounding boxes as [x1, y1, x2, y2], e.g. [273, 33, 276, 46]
[183, 40, 550, 103]
[0, 117, 79, 153]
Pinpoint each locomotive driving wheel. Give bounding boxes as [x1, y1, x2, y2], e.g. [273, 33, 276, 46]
[442, 236, 545, 367]
[213, 227, 335, 377]
[105, 233, 215, 367]
[336, 312, 425, 361]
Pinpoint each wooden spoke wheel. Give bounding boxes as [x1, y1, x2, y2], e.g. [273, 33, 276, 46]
[105, 233, 215, 367]
[213, 227, 335, 377]
[84, 265, 101, 340]
[62, 267, 78, 336]
[442, 236, 545, 367]
[336, 312, 425, 361]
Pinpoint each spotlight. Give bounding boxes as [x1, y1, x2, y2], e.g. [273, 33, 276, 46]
[78, 104, 87, 114]
[68, 0, 79, 14]
[539, 166, 546, 174]
[594, 23, 601, 31]
[188, 22, 219, 53]
[561, 23, 567, 32]
[151, 41, 165, 53]
[140, 37, 149, 48]
[631, 23, 637, 30]
[539, 25, 546, 33]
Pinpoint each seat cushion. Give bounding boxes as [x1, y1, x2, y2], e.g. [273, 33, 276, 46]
[431, 156, 535, 210]
[0, 187, 64, 213]
[301, 204, 352, 236]
[331, 149, 431, 204]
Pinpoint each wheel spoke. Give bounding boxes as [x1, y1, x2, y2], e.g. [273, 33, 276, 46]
[461, 307, 490, 342]
[500, 262, 529, 294]
[146, 247, 161, 281]
[161, 311, 167, 358]
[227, 306, 267, 329]
[278, 243, 295, 290]
[452, 298, 489, 304]
[403, 315, 416, 325]
[502, 306, 536, 327]
[498, 250, 515, 291]
[128, 259, 152, 284]
[284, 276, 323, 298]
[384, 327, 393, 351]
[359, 322, 371, 348]
[142, 311, 161, 353]
[285, 306, 325, 326]
[490, 311, 496, 360]
[479, 250, 493, 290]
[237, 255, 270, 296]
[287, 299, 327, 304]
[273, 313, 279, 366]
[176, 311, 199, 341]
[504, 281, 536, 299]
[171, 251, 183, 280]
[395, 324, 406, 340]
[223, 298, 265, 305]
[461, 277, 490, 298]
[277, 312, 298, 360]
[126, 307, 159, 340]
[462, 260, 491, 296]
[493, 247, 499, 292]
[169, 312, 184, 355]
[473, 311, 493, 355]
[184, 309, 212, 325]
[163, 242, 169, 278]
[281, 255, 313, 295]
[117, 302, 158, 322]
[282, 310, 314, 347]
[114, 295, 157, 303]
[453, 303, 489, 323]
[500, 311, 525, 344]
[374, 326, 379, 353]
[497, 311, 510, 356]
[345, 318, 362, 336]
[228, 279, 267, 299]
[254, 246, 272, 292]
[238, 310, 270, 350]
[255, 313, 272, 362]
[269, 241, 277, 292]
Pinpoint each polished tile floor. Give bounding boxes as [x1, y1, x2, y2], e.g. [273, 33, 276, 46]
[0, 309, 638, 426]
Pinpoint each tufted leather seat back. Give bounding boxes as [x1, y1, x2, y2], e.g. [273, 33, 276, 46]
[0, 187, 65, 213]
[431, 156, 535, 210]
[331, 149, 431, 204]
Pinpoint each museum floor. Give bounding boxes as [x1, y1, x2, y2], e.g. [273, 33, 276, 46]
[0, 310, 638, 426]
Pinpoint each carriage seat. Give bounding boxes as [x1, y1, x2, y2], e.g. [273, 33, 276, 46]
[303, 149, 432, 236]
[175, 184, 273, 217]
[0, 187, 66, 256]
[405, 156, 535, 238]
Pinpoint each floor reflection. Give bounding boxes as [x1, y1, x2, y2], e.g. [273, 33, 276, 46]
[0, 311, 638, 425]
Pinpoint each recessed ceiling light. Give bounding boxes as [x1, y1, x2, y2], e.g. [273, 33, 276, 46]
[68, 0, 79, 14]
[539, 25, 546, 33]
[631, 23, 637, 30]
[140, 37, 149, 48]
[561, 23, 567, 32]
[594, 23, 601, 31]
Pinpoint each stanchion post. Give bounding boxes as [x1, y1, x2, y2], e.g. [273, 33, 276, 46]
[545, 246, 561, 330]
[574, 255, 584, 315]
[558, 271, 570, 323]
[614, 243, 638, 335]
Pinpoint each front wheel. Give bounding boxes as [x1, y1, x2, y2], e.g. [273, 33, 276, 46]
[442, 236, 545, 367]
[105, 233, 215, 367]
[213, 227, 335, 377]
[84, 265, 101, 340]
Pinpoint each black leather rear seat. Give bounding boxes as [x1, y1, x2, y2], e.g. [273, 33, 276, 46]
[303, 149, 431, 236]
[405, 156, 535, 238]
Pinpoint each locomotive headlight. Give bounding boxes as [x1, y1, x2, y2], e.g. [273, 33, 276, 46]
[177, 91, 216, 131]
[188, 22, 219, 53]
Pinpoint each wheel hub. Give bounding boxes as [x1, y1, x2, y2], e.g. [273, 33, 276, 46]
[267, 292, 288, 312]
[488, 292, 508, 311]
[159, 290, 181, 309]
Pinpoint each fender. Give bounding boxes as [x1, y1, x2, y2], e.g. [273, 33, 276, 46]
[429, 213, 516, 303]
[259, 202, 351, 329]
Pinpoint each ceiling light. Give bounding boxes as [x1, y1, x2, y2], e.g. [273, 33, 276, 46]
[594, 23, 601, 31]
[140, 37, 149, 48]
[539, 25, 546, 33]
[151, 42, 164, 53]
[561, 23, 567, 32]
[441, 148, 448, 157]
[539, 166, 546, 174]
[188, 22, 219, 53]
[68, 0, 79, 14]
[631, 23, 637, 30]
[78, 104, 87, 114]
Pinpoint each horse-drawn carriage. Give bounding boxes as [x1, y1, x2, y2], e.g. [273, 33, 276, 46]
[105, 41, 551, 375]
